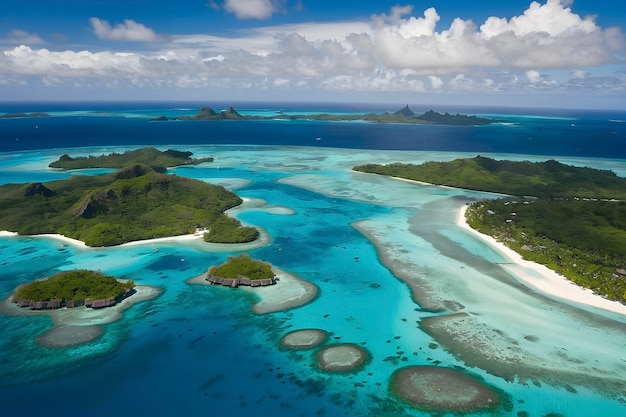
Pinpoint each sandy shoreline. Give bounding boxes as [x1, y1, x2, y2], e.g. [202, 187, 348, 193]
[0, 230, 270, 251]
[0, 231, 205, 249]
[457, 205, 626, 316]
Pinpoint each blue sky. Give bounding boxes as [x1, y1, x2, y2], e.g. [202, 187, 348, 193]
[1, 0, 625, 109]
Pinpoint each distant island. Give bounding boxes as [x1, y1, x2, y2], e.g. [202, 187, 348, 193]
[13, 270, 135, 310]
[353, 156, 626, 303]
[0, 112, 50, 119]
[206, 254, 276, 287]
[49, 147, 214, 170]
[0, 162, 257, 246]
[152, 105, 497, 126]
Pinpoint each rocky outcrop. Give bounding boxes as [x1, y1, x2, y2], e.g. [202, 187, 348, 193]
[394, 105, 415, 117]
[114, 164, 156, 180]
[74, 191, 112, 219]
[22, 182, 55, 197]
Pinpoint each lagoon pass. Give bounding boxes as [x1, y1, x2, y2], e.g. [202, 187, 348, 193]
[0, 103, 625, 417]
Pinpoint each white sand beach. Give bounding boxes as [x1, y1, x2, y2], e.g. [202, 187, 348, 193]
[240, 268, 318, 314]
[2, 231, 204, 249]
[0, 229, 273, 254]
[457, 205, 626, 316]
[0, 231, 89, 248]
[120, 233, 203, 247]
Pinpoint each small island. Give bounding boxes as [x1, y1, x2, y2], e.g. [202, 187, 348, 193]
[189, 254, 318, 314]
[353, 156, 626, 302]
[48, 147, 214, 170]
[153, 105, 497, 126]
[13, 270, 135, 310]
[0, 270, 160, 347]
[0, 112, 50, 119]
[206, 254, 276, 287]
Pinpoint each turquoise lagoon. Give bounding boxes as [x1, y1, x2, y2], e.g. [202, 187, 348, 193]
[0, 145, 625, 417]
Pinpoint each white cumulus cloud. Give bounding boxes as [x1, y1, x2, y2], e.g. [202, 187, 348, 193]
[223, 0, 276, 20]
[90, 18, 159, 42]
[480, 0, 596, 38]
[371, 0, 621, 70]
[1, 1, 624, 102]
[526, 69, 542, 83]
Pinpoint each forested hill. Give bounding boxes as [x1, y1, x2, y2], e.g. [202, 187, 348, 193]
[0, 164, 253, 246]
[353, 156, 626, 199]
[49, 147, 214, 170]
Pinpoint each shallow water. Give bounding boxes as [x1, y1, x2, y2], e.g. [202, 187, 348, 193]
[0, 140, 625, 416]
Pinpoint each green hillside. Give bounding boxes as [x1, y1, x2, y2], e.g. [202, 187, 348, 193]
[353, 156, 626, 199]
[0, 164, 255, 246]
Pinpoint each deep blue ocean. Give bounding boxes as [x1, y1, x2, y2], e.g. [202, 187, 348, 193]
[0, 102, 625, 417]
[1, 101, 625, 158]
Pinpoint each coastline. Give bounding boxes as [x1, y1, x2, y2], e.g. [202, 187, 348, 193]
[0, 230, 269, 251]
[456, 205, 626, 316]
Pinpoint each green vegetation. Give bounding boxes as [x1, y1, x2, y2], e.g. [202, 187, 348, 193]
[204, 214, 259, 243]
[467, 200, 626, 302]
[0, 164, 257, 246]
[0, 112, 49, 118]
[15, 270, 134, 302]
[209, 254, 274, 280]
[353, 156, 626, 302]
[49, 147, 214, 170]
[154, 105, 496, 126]
[353, 156, 626, 199]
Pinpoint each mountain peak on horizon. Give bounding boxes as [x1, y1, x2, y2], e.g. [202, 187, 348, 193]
[394, 105, 414, 117]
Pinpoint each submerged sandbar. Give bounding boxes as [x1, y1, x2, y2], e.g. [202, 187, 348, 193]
[316, 343, 369, 373]
[352, 191, 626, 397]
[280, 329, 328, 349]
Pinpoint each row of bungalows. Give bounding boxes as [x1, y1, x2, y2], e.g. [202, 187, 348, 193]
[85, 297, 117, 308]
[206, 274, 275, 288]
[14, 298, 62, 310]
[14, 295, 119, 310]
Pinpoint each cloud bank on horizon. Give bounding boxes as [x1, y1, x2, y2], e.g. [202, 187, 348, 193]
[0, 0, 624, 108]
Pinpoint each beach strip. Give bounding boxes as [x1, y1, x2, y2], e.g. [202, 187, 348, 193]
[0, 230, 205, 249]
[456, 205, 626, 316]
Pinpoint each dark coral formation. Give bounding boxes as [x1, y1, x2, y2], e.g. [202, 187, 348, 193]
[390, 366, 500, 412]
